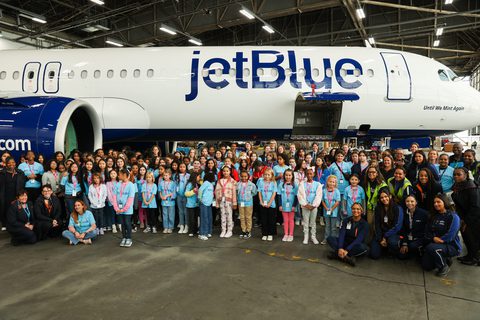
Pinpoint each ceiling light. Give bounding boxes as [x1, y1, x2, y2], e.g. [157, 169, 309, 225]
[188, 38, 202, 46]
[89, 0, 105, 5]
[0, 31, 3, 38]
[160, 24, 177, 35]
[368, 37, 375, 44]
[262, 25, 275, 34]
[436, 27, 444, 36]
[239, 8, 255, 20]
[106, 39, 123, 47]
[445, 0, 454, 4]
[19, 13, 47, 24]
[356, 8, 365, 19]
[433, 40, 440, 47]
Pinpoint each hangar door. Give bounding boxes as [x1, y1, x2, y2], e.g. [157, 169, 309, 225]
[380, 52, 412, 100]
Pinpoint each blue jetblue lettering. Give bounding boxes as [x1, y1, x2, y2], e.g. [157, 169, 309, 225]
[186, 51, 363, 101]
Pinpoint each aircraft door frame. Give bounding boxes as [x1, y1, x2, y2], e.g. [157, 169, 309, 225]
[380, 52, 412, 101]
[22, 62, 41, 93]
[43, 62, 62, 94]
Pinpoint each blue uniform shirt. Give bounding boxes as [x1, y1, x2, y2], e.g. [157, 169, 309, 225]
[322, 188, 341, 218]
[198, 181, 214, 206]
[69, 210, 96, 233]
[435, 165, 455, 192]
[141, 183, 157, 208]
[237, 181, 257, 207]
[158, 180, 177, 207]
[61, 175, 82, 196]
[343, 185, 366, 217]
[256, 178, 278, 208]
[278, 181, 297, 212]
[18, 162, 44, 189]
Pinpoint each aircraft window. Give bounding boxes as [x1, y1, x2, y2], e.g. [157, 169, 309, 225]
[285, 68, 292, 76]
[94, 70, 101, 79]
[447, 70, 457, 80]
[134, 69, 140, 78]
[326, 68, 333, 77]
[367, 69, 374, 77]
[68, 70, 75, 79]
[28, 71, 35, 79]
[81, 70, 88, 79]
[147, 69, 154, 78]
[120, 69, 127, 78]
[271, 68, 278, 77]
[107, 70, 114, 78]
[257, 68, 264, 76]
[312, 68, 320, 77]
[354, 68, 361, 77]
[13, 71, 19, 80]
[298, 68, 305, 77]
[0, 71, 6, 80]
[243, 68, 250, 77]
[229, 68, 236, 77]
[438, 70, 449, 81]
[215, 68, 222, 77]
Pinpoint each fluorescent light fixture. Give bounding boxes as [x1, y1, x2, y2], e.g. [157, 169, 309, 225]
[106, 39, 123, 47]
[188, 38, 202, 46]
[356, 8, 366, 19]
[368, 36, 375, 44]
[262, 25, 275, 34]
[89, 0, 105, 5]
[32, 17, 47, 24]
[445, 0, 454, 4]
[160, 24, 177, 35]
[0, 31, 3, 38]
[19, 13, 47, 24]
[436, 27, 444, 36]
[433, 40, 440, 47]
[239, 8, 255, 20]
[95, 24, 110, 31]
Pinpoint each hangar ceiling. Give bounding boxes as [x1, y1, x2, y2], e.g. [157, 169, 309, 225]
[0, 0, 479, 75]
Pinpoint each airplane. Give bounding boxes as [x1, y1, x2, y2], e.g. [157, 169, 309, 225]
[0, 46, 479, 159]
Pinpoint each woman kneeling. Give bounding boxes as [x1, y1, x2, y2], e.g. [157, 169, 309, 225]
[62, 200, 97, 245]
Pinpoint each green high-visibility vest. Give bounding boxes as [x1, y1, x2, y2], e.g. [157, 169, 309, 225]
[366, 181, 388, 211]
[387, 177, 412, 204]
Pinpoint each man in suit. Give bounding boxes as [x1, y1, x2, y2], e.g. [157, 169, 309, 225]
[309, 143, 320, 163]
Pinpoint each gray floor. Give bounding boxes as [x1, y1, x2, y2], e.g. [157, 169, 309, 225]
[0, 225, 479, 320]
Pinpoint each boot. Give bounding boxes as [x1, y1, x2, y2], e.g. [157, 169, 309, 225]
[311, 234, 319, 245]
[303, 230, 309, 245]
[178, 225, 184, 234]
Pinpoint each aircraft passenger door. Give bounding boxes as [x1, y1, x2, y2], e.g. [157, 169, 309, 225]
[43, 62, 62, 94]
[22, 62, 41, 93]
[380, 52, 412, 101]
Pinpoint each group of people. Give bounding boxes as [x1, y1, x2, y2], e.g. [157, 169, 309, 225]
[0, 140, 479, 277]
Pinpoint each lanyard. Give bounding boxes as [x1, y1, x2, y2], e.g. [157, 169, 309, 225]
[23, 205, 31, 219]
[326, 190, 334, 205]
[52, 170, 58, 180]
[220, 178, 231, 194]
[146, 183, 154, 199]
[438, 167, 447, 179]
[119, 182, 128, 199]
[72, 175, 78, 190]
[351, 186, 358, 203]
[240, 182, 248, 199]
[285, 183, 292, 199]
[94, 185, 102, 200]
[305, 182, 313, 198]
[162, 181, 171, 195]
[263, 181, 271, 198]
[28, 163, 35, 176]
[408, 210, 414, 230]
[335, 162, 345, 175]
[316, 169, 323, 181]
[87, 172, 92, 185]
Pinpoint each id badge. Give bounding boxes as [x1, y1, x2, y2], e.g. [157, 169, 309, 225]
[346, 222, 352, 230]
[222, 196, 226, 203]
[176, 186, 180, 192]
[240, 202, 245, 208]
[408, 235, 413, 241]
[72, 190, 77, 197]
[326, 210, 332, 216]
[285, 202, 291, 210]
[340, 179, 344, 184]
[119, 203, 124, 209]
[263, 201, 268, 206]
[30, 179, 36, 184]
[384, 216, 389, 223]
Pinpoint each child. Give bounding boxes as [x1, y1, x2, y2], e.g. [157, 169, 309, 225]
[198, 172, 215, 240]
[215, 166, 238, 238]
[343, 174, 366, 218]
[321, 175, 341, 245]
[113, 169, 136, 247]
[142, 171, 158, 233]
[87, 173, 107, 235]
[105, 169, 120, 233]
[297, 168, 323, 245]
[279, 169, 298, 242]
[176, 163, 190, 234]
[256, 167, 278, 241]
[185, 172, 201, 237]
[137, 166, 147, 229]
[158, 169, 177, 233]
[237, 170, 257, 239]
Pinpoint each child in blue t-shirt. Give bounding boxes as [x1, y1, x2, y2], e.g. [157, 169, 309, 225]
[342, 174, 366, 218]
[237, 170, 257, 239]
[256, 168, 278, 241]
[142, 171, 158, 233]
[322, 175, 341, 244]
[198, 172, 215, 240]
[158, 169, 177, 234]
[278, 169, 297, 242]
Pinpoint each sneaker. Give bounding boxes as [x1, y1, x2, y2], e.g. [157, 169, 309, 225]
[267, 235, 273, 241]
[295, 221, 300, 226]
[225, 231, 232, 238]
[120, 238, 126, 247]
[288, 235, 294, 242]
[189, 233, 194, 237]
[303, 235, 309, 245]
[460, 258, 479, 266]
[276, 222, 281, 226]
[239, 232, 245, 239]
[167, 229, 173, 234]
[198, 235, 208, 241]
[163, 229, 168, 234]
[117, 224, 122, 232]
[132, 227, 137, 233]
[112, 225, 118, 234]
[343, 256, 356, 267]
[106, 227, 112, 231]
[69, 240, 73, 245]
[436, 265, 450, 277]
[244, 232, 251, 239]
[220, 230, 226, 238]
[282, 235, 288, 242]
[178, 225, 184, 234]
[144, 227, 151, 233]
[183, 226, 189, 234]
[207, 234, 212, 238]
[152, 227, 157, 234]
[320, 217, 325, 226]
[140, 223, 145, 229]
[262, 236, 267, 241]
[1, 227, 6, 231]
[124, 239, 133, 247]
[83, 239, 92, 245]
[99, 228, 104, 235]
[320, 240, 327, 245]
[311, 236, 319, 245]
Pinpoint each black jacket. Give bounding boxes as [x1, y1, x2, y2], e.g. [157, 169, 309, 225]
[6, 201, 35, 233]
[414, 181, 443, 212]
[374, 204, 404, 241]
[452, 180, 480, 225]
[400, 207, 429, 245]
[0, 169, 27, 218]
[34, 196, 62, 224]
[351, 163, 368, 188]
[406, 162, 440, 184]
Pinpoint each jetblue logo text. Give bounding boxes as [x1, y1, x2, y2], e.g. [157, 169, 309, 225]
[186, 50, 363, 101]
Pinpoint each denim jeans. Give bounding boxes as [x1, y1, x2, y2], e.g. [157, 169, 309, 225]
[199, 204, 212, 236]
[162, 205, 175, 229]
[62, 230, 97, 245]
[119, 214, 132, 239]
[90, 207, 104, 229]
[177, 196, 188, 226]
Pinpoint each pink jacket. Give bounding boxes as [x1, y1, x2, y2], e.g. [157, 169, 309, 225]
[215, 178, 237, 205]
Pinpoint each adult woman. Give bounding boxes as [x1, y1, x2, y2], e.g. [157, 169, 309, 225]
[387, 167, 414, 206]
[351, 150, 369, 188]
[413, 168, 443, 212]
[451, 167, 480, 266]
[60, 163, 84, 217]
[327, 203, 369, 267]
[370, 190, 404, 259]
[54, 151, 65, 164]
[34, 184, 63, 239]
[364, 166, 387, 242]
[407, 150, 439, 183]
[328, 150, 352, 199]
[398, 195, 428, 259]
[18, 150, 44, 202]
[422, 194, 461, 276]
[0, 157, 26, 231]
[62, 200, 97, 245]
[42, 159, 61, 193]
[6, 190, 36, 245]
[380, 155, 395, 181]
[0, 151, 11, 169]
[428, 149, 439, 166]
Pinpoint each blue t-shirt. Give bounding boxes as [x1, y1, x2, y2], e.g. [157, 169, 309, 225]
[137, 179, 147, 200]
[114, 181, 136, 215]
[61, 175, 82, 196]
[322, 188, 341, 218]
[141, 183, 158, 208]
[328, 162, 352, 194]
[69, 210, 96, 233]
[343, 185, 366, 217]
[303, 181, 321, 204]
[198, 181, 214, 206]
[158, 180, 177, 207]
[185, 183, 199, 208]
[273, 165, 289, 187]
[313, 167, 330, 186]
[278, 181, 297, 212]
[18, 162, 44, 189]
[237, 181, 257, 207]
[436, 165, 455, 193]
[176, 173, 190, 197]
[256, 178, 278, 208]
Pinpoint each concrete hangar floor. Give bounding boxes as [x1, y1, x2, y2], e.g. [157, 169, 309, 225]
[0, 226, 479, 320]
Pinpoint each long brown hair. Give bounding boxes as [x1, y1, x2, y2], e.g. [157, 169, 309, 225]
[71, 200, 87, 224]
